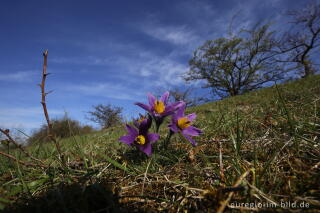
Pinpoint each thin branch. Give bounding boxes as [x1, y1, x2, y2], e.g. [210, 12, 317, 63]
[0, 128, 45, 165]
[41, 50, 51, 130]
[0, 150, 47, 168]
[40, 50, 64, 162]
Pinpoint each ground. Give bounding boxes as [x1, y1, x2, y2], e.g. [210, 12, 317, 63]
[0, 76, 319, 212]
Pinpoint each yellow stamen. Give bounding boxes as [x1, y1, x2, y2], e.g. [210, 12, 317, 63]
[178, 117, 191, 129]
[135, 135, 146, 145]
[154, 100, 165, 114]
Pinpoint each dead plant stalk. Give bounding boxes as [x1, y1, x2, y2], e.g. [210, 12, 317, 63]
[40, 50, 64, 162]
[0, 128, 44, 165]
[0, 150, 47, 168]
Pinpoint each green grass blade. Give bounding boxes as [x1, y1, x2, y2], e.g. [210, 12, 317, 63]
[105, 156, 135, 175]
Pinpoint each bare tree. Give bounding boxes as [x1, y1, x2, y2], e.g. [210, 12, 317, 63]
[277, 2, 320, 77]
[168, 87, 210, 106]
[169, 87, 194, 106]
[185, 23, 283, 98]
[87, 104, 123, 129]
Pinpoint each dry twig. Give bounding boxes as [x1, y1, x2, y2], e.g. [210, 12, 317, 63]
[0, 128, 44, 165]
[141, 157, 152, 195]
[219, 140, 225, 184]
[217, 169, 251, 213]
[39, 50, 64, 163]
[0, 150, 47, 168]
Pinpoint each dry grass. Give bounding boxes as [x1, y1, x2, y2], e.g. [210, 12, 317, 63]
[0, 75, 319, 212]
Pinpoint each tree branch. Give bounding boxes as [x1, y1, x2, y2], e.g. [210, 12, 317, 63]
[40, 50, 64, 163]
[0, 128, 45, 166]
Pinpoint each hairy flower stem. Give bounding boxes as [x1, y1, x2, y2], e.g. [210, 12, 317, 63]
[163, 130, 174, 149]
[155, 121, 161, 133]
[153, 116, 164, 133]
[155, 124, 160, 133]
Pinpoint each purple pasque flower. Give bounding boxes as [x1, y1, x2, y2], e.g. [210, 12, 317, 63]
[119, 118, 159, 156]
[135, 91, 183, 118]
[168, 102, 202, 146]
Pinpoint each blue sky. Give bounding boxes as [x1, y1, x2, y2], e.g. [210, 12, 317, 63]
[0, 0, 311, 133]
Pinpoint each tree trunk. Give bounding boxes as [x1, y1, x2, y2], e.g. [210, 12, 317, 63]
[302, 60, 315, 78]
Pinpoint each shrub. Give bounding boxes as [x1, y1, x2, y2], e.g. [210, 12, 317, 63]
[28, 116, 94, 144]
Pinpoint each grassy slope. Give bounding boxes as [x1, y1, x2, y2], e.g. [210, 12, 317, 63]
[0, 76, 319, 212]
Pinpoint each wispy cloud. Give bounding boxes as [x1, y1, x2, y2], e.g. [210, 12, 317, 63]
[142, 24, 199, 46]
[64, 82, 144, 101]
[0, 107, 63, 130]
[0, 71, 36, 82]
[135, 57, 188, 86]
[0, 107, 63, 117]
[0, 120, 42, 130]
[51, 47, 189, 92]
[106, 51, 190, 89]
[51, 56, 109, 66]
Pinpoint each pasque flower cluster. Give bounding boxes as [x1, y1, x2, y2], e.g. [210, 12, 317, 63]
[119, 91, 202, 156]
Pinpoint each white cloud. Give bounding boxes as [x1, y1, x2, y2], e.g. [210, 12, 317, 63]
[0, 107, 62, 117]
[51, 56, 109, 65]
[61, 52, 190, 99]
[137, 57, 188, 86]
[52, 48, 189, 92]
[106, 49, 189, 88]
[0, 107, 64, 131]
[142, 24, 199, 46]
[0, 71, 37, 82]
[64, 82, 144, 101]
[0, 120, 41, 130]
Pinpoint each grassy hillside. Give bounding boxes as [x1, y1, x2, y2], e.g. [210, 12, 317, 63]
[0, 76, 319, 212]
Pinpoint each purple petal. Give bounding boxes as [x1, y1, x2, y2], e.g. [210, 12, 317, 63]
[138, 143, 152, 156]
[182, 133, 197, 146]
[160, 91, 170, 104]
[147, 93, 156, 107]
[135, 102, 151, 112]
[166, 101, 184, 112]
[186, 113, 197, 122]
[141, 118, 151, 128]
[182, 126, 203, 136]
[171, 112, 180, 122]
[169, 102, 185, 120]
[176, 102, 186, 118]
[133, 120, 139, 128]
[138, 118, 152, 135]
[172, 101, 185, 110]
[161, 110, 175, 116]
[161, 103, 176, 116]
[147, 133, 159, 142]
[125, 124, 138, 137]
[168, 123, 179, 133]
[150, 112, 157, 117]
[119, 135, 134, 145]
